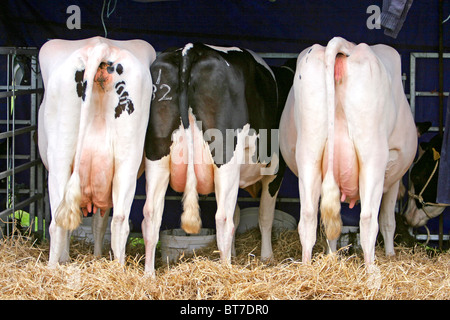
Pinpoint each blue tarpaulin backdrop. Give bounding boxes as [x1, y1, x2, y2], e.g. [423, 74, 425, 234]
[1, 0, 449, 237]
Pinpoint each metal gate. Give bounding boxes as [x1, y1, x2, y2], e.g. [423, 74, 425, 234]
[409, 51, 449, 245]
[0, 47, 46, 239]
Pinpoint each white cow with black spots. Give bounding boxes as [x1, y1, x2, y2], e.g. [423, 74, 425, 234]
[38, 36, 155, 266]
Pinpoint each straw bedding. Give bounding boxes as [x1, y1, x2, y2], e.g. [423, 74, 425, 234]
[0, 229, 449, 300]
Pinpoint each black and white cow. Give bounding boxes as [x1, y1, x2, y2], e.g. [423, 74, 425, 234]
[404, 130, 448, 227]
[141, 43, 288, 275]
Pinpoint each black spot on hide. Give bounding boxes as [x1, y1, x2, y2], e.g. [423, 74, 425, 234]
[74, 69, 86, 101]
[116, 63, 123, 75]
[114, 80, 134, 118]
[75, 69, 84, 82]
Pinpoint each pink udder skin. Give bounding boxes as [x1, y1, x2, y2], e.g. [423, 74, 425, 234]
[169, 116, 215, 195]
[79, 143, 114, 217]
[322, 138, 360, 209]
[169, 149, 214, 195]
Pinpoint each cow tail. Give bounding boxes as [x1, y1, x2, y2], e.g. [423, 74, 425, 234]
[55, 43, 111, 231]
[320, 37, 351, 241]
[179, 43, 202, 234]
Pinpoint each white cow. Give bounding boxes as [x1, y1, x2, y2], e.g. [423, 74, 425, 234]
[38, 36, 155, 267]
[279, 37, 417, 266]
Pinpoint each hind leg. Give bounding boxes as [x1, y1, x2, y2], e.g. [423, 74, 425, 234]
[259, 175, 279, 261]
[92, 209, 110, 257]
[110, 164, 140, 265]
[354, 139, 388, 265]
[358, 165, 386, 265]
[214, 163, 240, 264]
[47, 171, 72, 266]
[297, 162, 323, 263]
[379, 180, 399, 257]
[296, 114, 327, 263]
[49, 223, 71, 266]
[142, 156, 170, 276]
[293, 45, 328, 263]
[343, 44, 391, 265]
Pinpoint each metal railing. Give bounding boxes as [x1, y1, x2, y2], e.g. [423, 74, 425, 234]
[409, 52, 449, 247]
[0, 47, 46, 239]
[410, 52, 449, 132]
